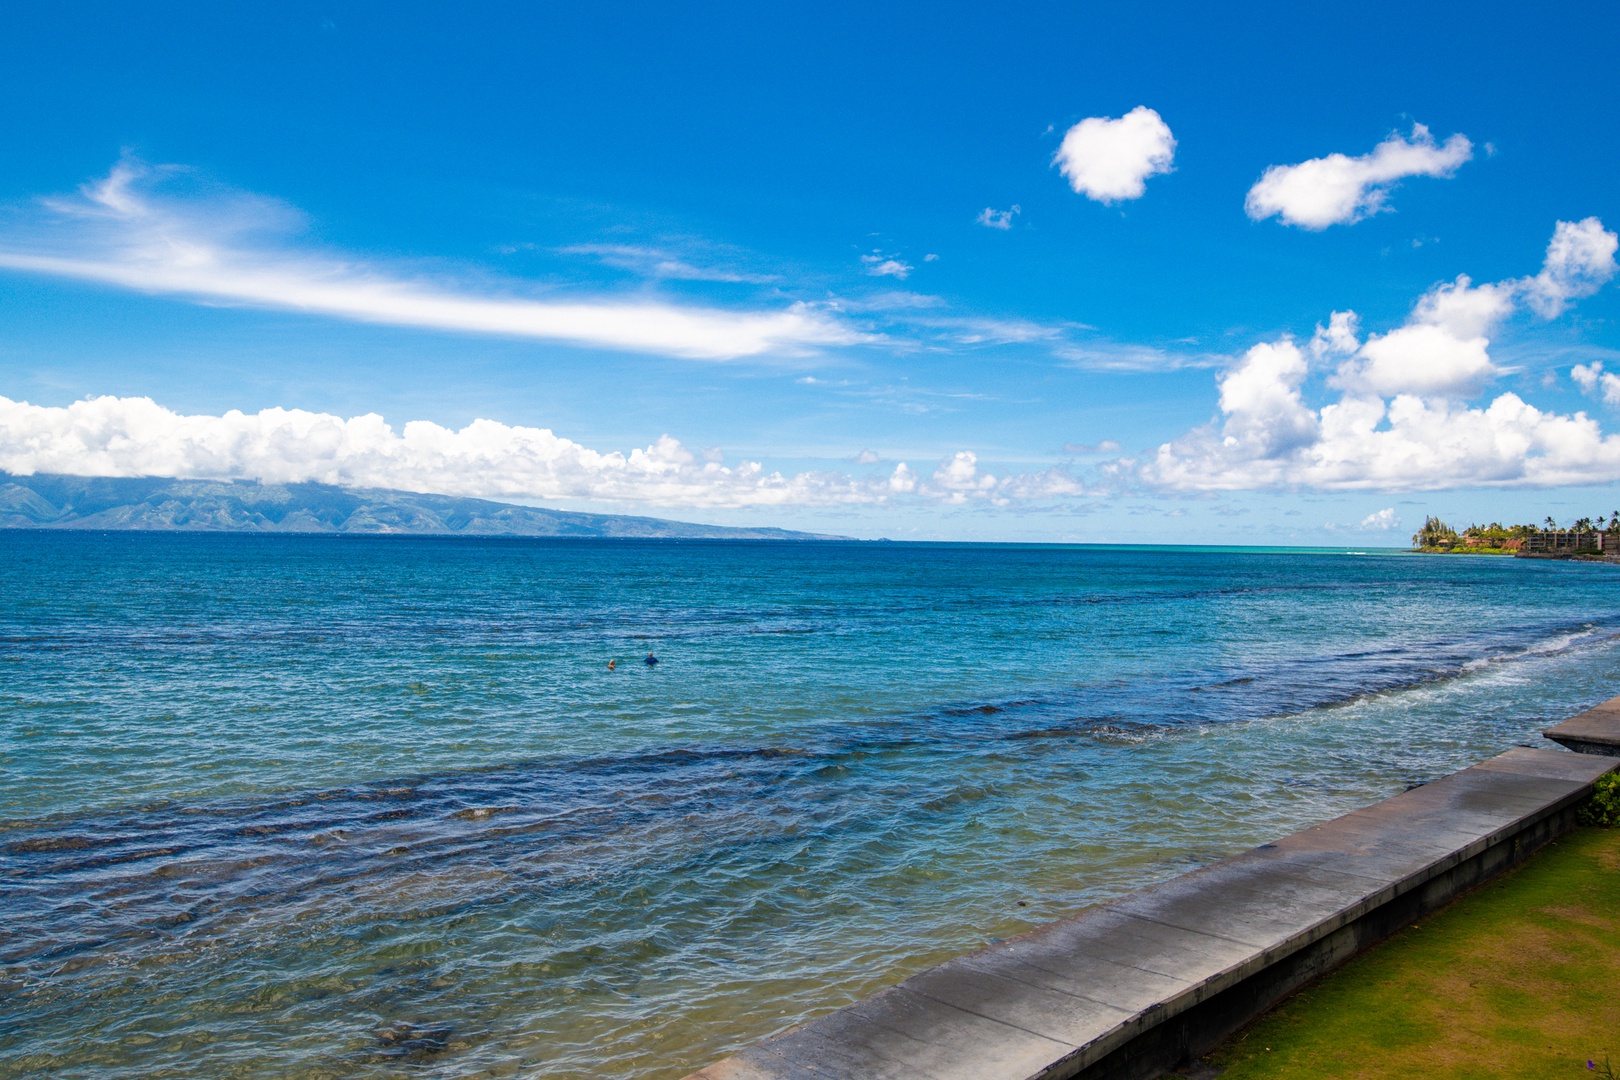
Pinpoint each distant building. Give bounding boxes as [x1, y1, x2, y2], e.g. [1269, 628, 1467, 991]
[1523, 530, 1615, 553]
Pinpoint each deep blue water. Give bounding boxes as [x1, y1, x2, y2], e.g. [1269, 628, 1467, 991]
[3, 533, 1620, 1078]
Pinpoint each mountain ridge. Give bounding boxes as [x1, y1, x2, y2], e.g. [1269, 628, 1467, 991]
[0, 473, 847, 540]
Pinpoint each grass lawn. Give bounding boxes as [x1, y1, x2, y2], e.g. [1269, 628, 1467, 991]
[1202, 825, 1620, 1080]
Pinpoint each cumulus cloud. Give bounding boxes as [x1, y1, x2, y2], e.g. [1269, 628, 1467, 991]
[1147, 219, 1620, 491]
[1245, 124, 1473, 229]
[1334, 275, 1514, 398]
[1053, 107, 1175, 203]
[0, 161, 859, 361]
[1327, 219, 1616, 400]
[976, 205, 1021, 230]
[1153, 390, 1620, 491]
[1308, 311, 1361, 361]
[1216, 340, 1319, 457]
[1359, 508, 1398, 530]
[1521, 217, 1619, 317]
[867, 260, 912, 278]
[0, 395, 1085, 510]
[927, 450, 1084, 505]
[1572, 362, 1620, 406]
[861, 251, 913, 279]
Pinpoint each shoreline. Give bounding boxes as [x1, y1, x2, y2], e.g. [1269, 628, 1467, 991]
[1413, 547, 1620, 563]
[684, 701, 1620, 1080]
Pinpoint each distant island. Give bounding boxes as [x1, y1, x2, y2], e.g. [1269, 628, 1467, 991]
[0, 473, 847, 540]
[1413, 514, 1620, 556]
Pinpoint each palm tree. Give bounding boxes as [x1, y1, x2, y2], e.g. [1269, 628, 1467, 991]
[1413, 516, 1458, 549]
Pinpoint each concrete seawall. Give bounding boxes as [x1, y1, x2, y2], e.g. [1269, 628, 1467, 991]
[684, 701, 1620, 1080]
[1546, 698, 1620, 756]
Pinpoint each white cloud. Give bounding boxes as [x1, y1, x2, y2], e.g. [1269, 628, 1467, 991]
[554, 243, 780, 284]
[927, 450, 1084, 505]
[887, 462, 918, 494]
[1330, 221, 1618, 399]
[1521, 217, 1618, 317]
[1351, 323, 1494, 398]
[1216, 340, 1319, 456]
[933, 450, 997, 499]
[1152, 387, 1620, 491]
[1052, 340, 1226, 372]
[1410, 273, 1517, 339]
[1333, 275, 1514, 398]
[1572, 361, 1620, 406]
[911, 315, 1064, 346]
[833, 290, 947, 313]
[1308, 311, 1361, 361]
[976, 205, 1021, 230]
[1359, 508, 1398, 530]
[1148, 219, 1620, 491]
[0, 161, 860, 361]
[861, 252, 913, 279]
[1053, 106, 1175, 203]
[1064, 440, 1122, 455]
[0, 394, 1085, 510]
[1245, 124, 1473, 230]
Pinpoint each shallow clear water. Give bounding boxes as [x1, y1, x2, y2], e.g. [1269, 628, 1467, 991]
[3, 533, 1619, 1078]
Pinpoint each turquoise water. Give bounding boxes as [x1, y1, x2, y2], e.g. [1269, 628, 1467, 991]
[4, 533, 1620, 1078]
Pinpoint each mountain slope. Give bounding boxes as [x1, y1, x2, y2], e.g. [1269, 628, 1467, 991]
[0, 474, 845, 539]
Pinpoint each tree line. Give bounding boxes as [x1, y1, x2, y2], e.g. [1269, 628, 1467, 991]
[1413, 513, 1620, 550]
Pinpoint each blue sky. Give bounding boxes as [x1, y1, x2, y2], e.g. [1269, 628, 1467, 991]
[2, 1, 1619, 540]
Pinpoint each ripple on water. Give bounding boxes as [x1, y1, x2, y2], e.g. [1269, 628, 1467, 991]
[4, 536, 1620, 1078]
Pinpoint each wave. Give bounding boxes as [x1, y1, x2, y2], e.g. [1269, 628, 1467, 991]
[913, 616, 1620, 738]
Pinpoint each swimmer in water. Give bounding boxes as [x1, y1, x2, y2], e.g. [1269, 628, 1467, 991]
[644, 653, 659, 666]
[607, 659, 616, 671]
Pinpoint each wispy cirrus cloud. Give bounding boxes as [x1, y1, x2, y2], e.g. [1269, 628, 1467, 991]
[1053, 340, 1227, 372]
[1063, 440, 1122, 455]
[553, 242, 782, 284]
[901, 314, 1069, 347]
[0, 161, 861, 361]
[0, 394, 1086, 509]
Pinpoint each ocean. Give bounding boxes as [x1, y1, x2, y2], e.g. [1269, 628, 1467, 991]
[3, 532, 1619, 1078]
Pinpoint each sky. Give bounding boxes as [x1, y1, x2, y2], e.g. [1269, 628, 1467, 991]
[2, 1, 1619, 542]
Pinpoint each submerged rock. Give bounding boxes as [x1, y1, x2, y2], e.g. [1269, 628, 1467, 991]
[372, 1020, 455, 1058]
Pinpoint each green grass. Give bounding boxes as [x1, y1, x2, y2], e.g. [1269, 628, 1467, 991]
[1203, 825, 1620, 1080]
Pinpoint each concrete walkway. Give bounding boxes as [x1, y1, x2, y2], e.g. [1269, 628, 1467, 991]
[684, 703, 1620, 1080]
